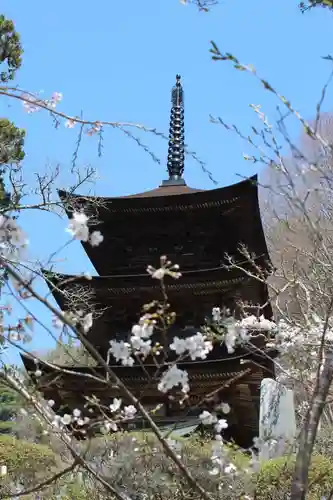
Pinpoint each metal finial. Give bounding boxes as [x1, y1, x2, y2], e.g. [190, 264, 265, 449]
[162, 75, 186, 187]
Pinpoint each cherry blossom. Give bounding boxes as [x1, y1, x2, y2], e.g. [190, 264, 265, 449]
[0, 215, 28, 259]
[81, 312, 93, 333]
[65, 118, 76, 128]
[109, 340, 134, 366]
[22, 91, 63, 113]
[169, 337, 187, 355]
[102, 420, 118, 433]
[215, 418, 228, 433]
[219, 402, 231, 414]
[147, 266, 165, 280]
[199, 410, 217, 425]
[147, 256, 181, 280]
[240, 314, 276, 332]
[130, 336, 152, 358]
[66, 212, 89, 241]
[158, 364, 189, 393]
[109, 398, 122, 413]
[131, 315, 155, 339]
[61, 413, 72, 425]
[123, 405, 137, 419]
[212, 307, 221, 322]
[90, 230, 104, 247]
[66, 212, 104, 247]
[22, 97, 39, 113]
[170, 332, 213, 360]
[51, 92, 62, 106]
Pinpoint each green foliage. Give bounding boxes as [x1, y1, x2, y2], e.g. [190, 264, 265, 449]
[0, 435, 58, 495]
[255, 454, 333, 500]
[0, 118, 25, 166]
[0, 14, 23, 82]
[0, 381, 22, 427]
[0, 17, 25, 211]
[52, 476, 102, 500]
[80, 431, 253, 500]
[300, 1, 333, 12]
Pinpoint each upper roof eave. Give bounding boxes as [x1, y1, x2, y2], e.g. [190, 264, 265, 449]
[57, 175, 259, 213]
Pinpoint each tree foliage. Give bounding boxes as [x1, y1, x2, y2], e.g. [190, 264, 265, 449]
[0, 381, 22, 434]
[0, 15, 22, 83]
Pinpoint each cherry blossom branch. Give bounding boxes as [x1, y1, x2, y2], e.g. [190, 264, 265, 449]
[291, 298, 333, 499]
[1, 368, 133, 500]
[209, 43, 332, 150]
[1, 258, 213, 500]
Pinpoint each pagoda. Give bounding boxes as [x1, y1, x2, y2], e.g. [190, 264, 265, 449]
[22, 76, 277, 448]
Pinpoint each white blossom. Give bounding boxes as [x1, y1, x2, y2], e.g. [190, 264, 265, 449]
[103, 420, 118, 433]
[131, 315, 155, 339]
[123, 405, 137, 419]
[73, 408, 81, 418]
[240, 314, 276, 332]
[66, 212, 89, 241]
[199, 410, 217, 426]
[65, 118, 76, 128]
[109, 340, 134, 366]
[0, 465, 7, 477]
[147, 266, 165, 280]
[185, 332, 213, 360]
[61, 414, 72, 425]
[109, 398, 122, 413]
[81, 312, 93, 333]
[170, 332, 213, 360]
[224, 323, 238, 353]
[169, 336, 187, 355]
[215, 418, 228, 433]
[212, 307, 221, 322]
[220, 402, 231, 414]
[130, 336, 152, 358]
[90, 230, 104, 247]
[158, 365, 189, 393]
[0, 215, 28, 259]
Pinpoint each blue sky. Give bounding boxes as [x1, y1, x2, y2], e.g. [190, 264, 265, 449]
[1, 0, 332, 364]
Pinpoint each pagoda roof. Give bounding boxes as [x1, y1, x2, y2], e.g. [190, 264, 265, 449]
[42, 266, 274, 358]
[21, 350, 276, 447]
[43, 265, 263, 312]
[21, 348, 275, 406]
[120, 184, 203, 198]
[57, 174, 271, 276]
[58, 175, 258, 214]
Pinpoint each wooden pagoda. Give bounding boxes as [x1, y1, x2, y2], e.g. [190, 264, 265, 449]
[22, 76, 277, 448]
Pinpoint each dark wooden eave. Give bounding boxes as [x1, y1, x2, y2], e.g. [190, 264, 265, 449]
[42, 265, 273, 355]
[58, 175, 258, 213]
[21, 348, 274, 410]
[57, 175, 271, 277]
[21, 348, 275, 448]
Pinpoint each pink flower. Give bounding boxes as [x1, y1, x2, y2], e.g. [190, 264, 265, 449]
[65, 119, 76, 128]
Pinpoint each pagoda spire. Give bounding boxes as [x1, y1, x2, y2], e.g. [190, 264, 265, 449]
[162, 75, 186, 186]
